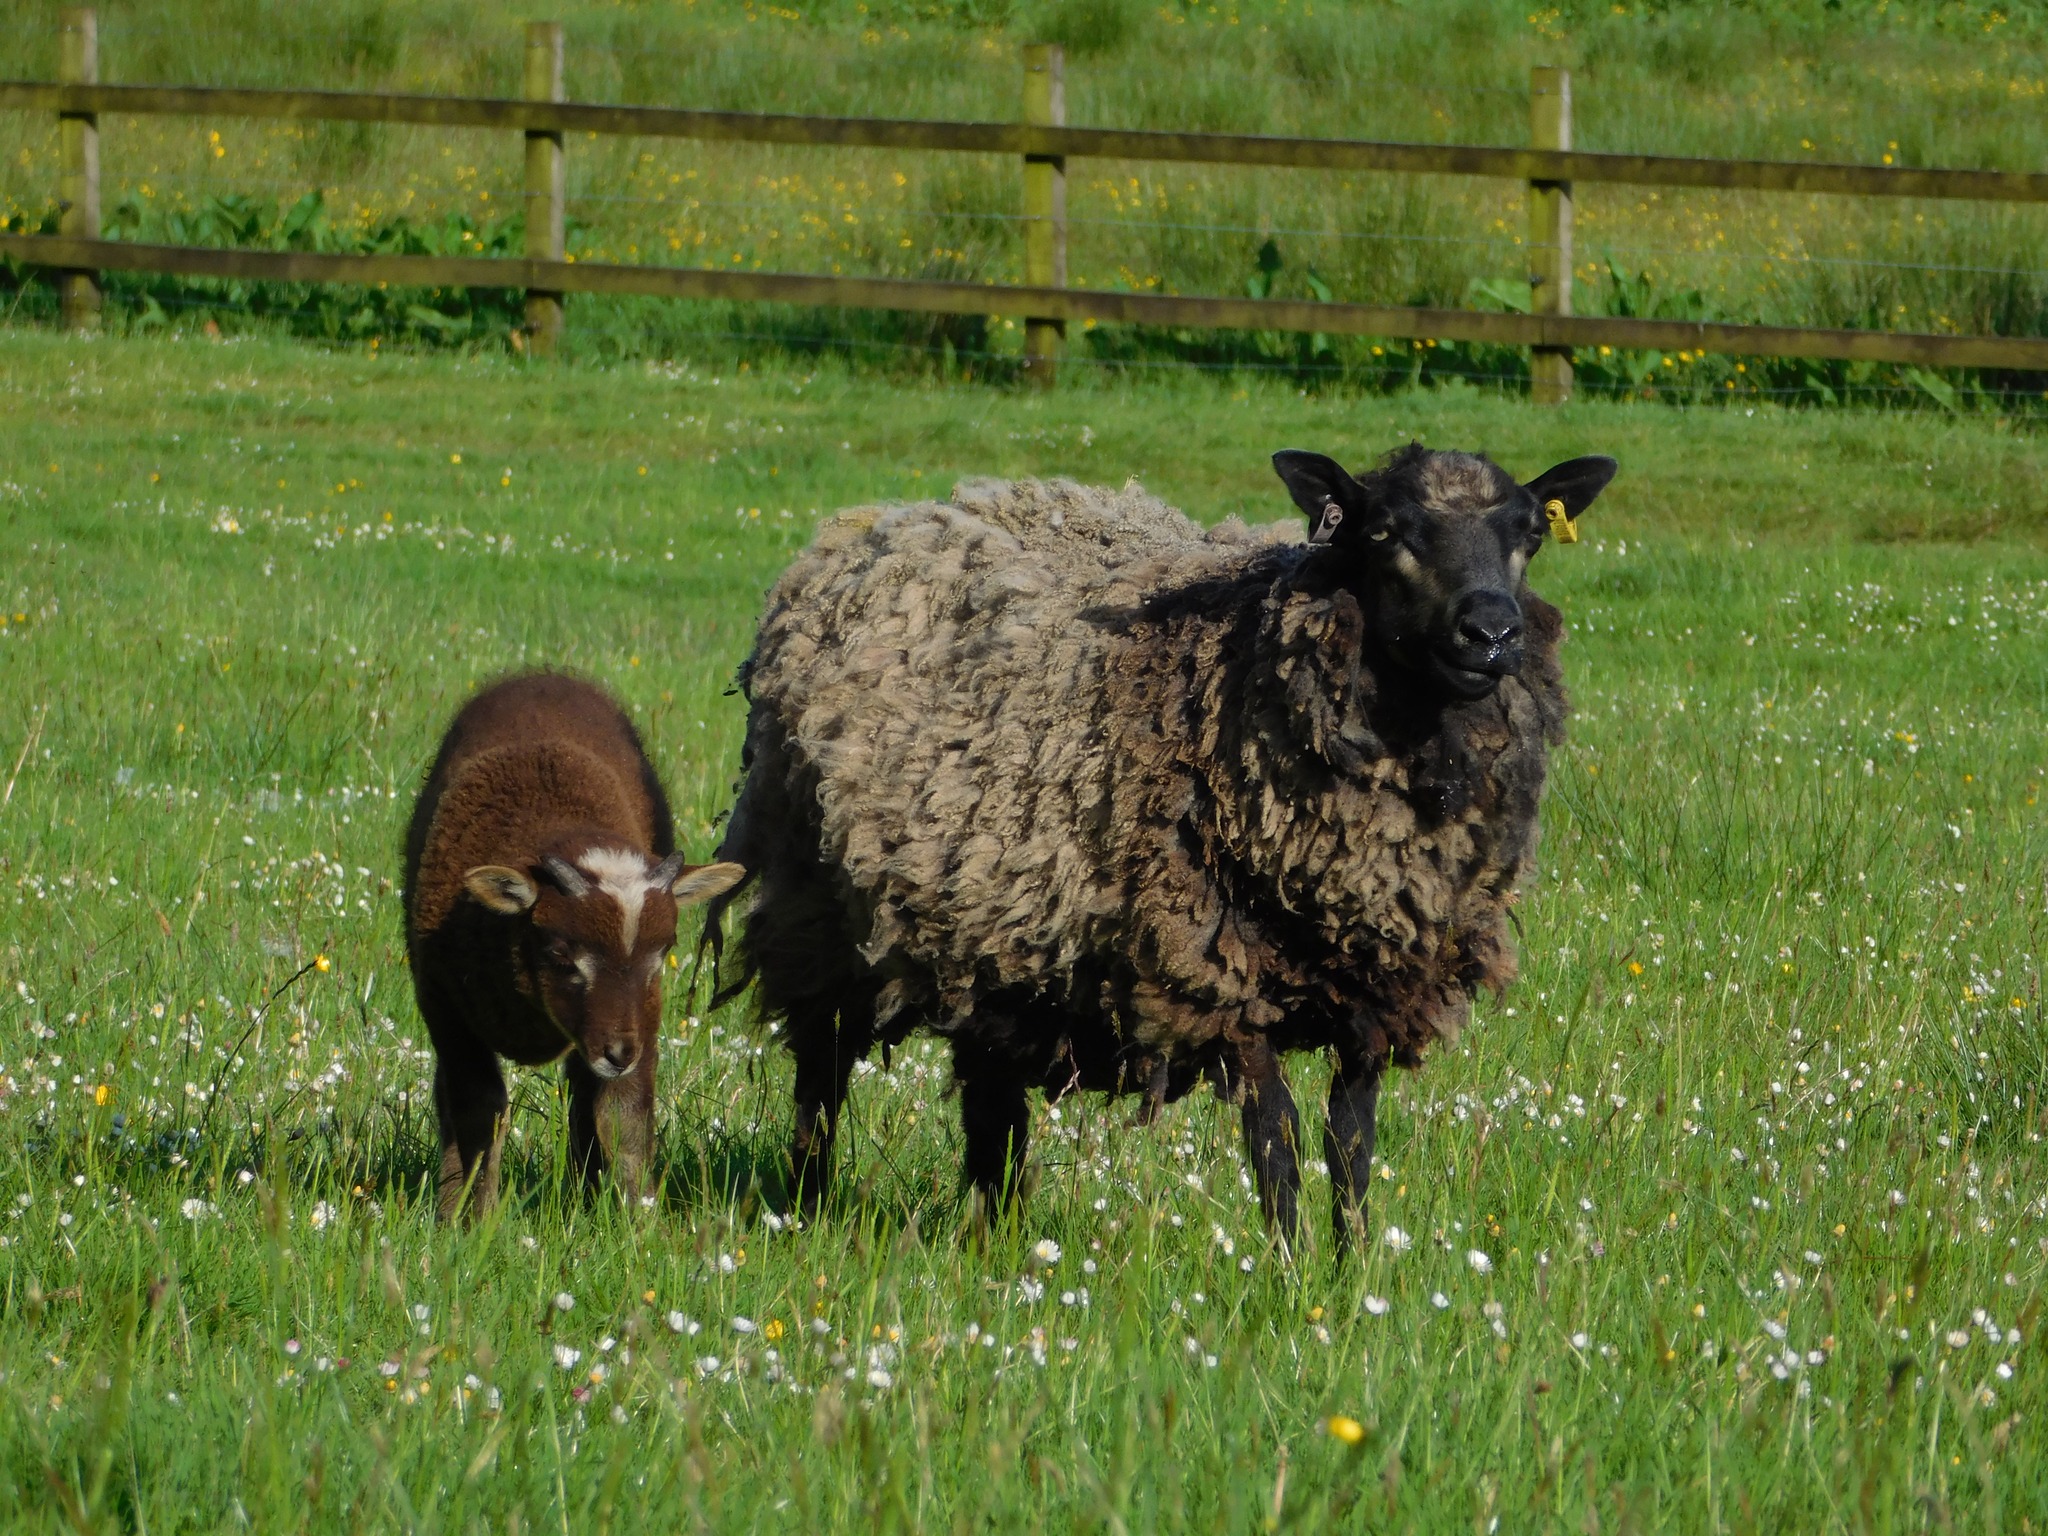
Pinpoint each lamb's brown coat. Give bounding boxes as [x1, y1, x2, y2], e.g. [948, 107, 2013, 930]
[404, 673, 683, 1219]
[720, 476, 1567, 1112]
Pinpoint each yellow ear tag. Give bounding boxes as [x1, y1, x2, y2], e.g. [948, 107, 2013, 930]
[1543, 498, 1579, 544]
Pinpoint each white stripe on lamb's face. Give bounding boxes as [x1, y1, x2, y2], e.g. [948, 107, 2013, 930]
[578, 846, 657, 952]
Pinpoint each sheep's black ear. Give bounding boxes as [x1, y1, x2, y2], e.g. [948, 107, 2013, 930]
[465, 865, 538, 914]
[1271, 450, 1386, 548]
[1523, 456, 1617, 521]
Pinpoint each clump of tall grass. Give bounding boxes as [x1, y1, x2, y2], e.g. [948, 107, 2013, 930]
[7, 0, 2048, 402]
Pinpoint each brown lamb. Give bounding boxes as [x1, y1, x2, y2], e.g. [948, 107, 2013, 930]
[711, 446, 1614, 1250]
[403, 672, 743, 1220]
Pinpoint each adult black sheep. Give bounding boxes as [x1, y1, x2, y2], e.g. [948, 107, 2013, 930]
[710, 445, 1615, 1251]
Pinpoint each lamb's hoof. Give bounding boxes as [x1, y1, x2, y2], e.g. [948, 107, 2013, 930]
[1331, 1208, 1371, 1258]
[962, 1185, 995, 1242]
[961, 1172, 1032, 1241]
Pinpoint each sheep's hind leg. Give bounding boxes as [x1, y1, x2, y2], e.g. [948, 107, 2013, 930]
[960, 1071, 1030, 1221]
[1324, 1053, 1382, 1254]
[788, 1005, 867, 1220]
[1235, 1040, 1303, 1253]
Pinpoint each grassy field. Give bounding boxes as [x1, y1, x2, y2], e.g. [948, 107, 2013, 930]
[4, 324, 2048, 1530]
[9, 0, 2048, 397]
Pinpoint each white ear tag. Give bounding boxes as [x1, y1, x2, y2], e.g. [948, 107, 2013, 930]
[1310, 501, 1345, 545]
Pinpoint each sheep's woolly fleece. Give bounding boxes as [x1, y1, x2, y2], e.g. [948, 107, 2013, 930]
[719, 476, 1568, 1099]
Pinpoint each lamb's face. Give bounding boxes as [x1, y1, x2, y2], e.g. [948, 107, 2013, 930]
[463, 850, 746, 1075]
[1273, 444, 1616, 701]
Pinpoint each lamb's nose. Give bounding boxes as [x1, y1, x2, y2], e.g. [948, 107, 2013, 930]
[598, 1043, 639, 1078]
[1458, 611, 1523, 650]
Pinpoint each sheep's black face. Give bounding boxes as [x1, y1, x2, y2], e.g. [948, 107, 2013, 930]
[1273, 444, 1616, 701]
[464, 850, 747, 1075]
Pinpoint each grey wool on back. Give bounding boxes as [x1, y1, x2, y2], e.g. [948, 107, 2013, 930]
[716, 470, 1575, 1229]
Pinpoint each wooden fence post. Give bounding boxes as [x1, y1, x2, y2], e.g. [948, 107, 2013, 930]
[1022, 43, 1065, 387]
[523, 21, 565, 357]
[1528, 64, 1572, 404]
[58, 7, 100, 332]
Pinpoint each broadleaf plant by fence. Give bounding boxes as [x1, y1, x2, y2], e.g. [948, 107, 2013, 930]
[6, 7, 2048, 395]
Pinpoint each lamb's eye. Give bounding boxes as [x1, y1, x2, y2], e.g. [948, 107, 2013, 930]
[1369, 529, 1390, 543]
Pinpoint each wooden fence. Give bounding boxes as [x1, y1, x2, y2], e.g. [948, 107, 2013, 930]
[6, 8, 2048, 395]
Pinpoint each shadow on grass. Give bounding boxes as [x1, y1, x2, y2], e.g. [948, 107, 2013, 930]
[38, 1061, 972, 1246]
[657, 1117, 967, 1243]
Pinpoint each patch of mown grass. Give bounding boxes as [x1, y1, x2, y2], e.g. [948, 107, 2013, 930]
[2, 328, 2047, 1529]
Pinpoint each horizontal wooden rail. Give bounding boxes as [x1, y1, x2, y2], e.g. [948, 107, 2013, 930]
[5, 80, 2048, 203]
[8, 233, 2046, 371]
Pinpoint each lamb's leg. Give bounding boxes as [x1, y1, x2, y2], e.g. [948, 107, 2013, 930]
[1236, 1040, 1302, 1251]
[1324, 1053, 1382, 1253]
[566, 1053, 655, 1204]
[431, 1035, 508, 1223]
[961, 1070, 1031, 1218]
[789, 1006, 862, 1220]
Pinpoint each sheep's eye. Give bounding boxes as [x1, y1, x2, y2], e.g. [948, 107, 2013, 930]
[1369, 529, 1390, 543]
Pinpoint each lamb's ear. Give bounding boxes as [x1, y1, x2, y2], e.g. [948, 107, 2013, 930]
[670, 861, 747, 906]
[1271, 450, 1387, 547]
[465, 865, 538, 914]
[1523, 456, 1618, 523]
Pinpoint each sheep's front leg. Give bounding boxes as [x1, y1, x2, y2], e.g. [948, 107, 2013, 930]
[566, 1054, 655, 1204]
[1324, 1053, 1382, 1253]
[1236, 1040, 1302, 1251]
[960, 1071, 1030, 1219]
[429, 1024, 508, 1223]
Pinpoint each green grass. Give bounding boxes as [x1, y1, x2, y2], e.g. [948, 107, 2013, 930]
[9, 0, 2048, 400]
[4, 326, 2048, 1530]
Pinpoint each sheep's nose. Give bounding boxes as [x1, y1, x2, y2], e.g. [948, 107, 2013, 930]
[596, 1042, 640, 1079]
[1458, 608, 1523, 650]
